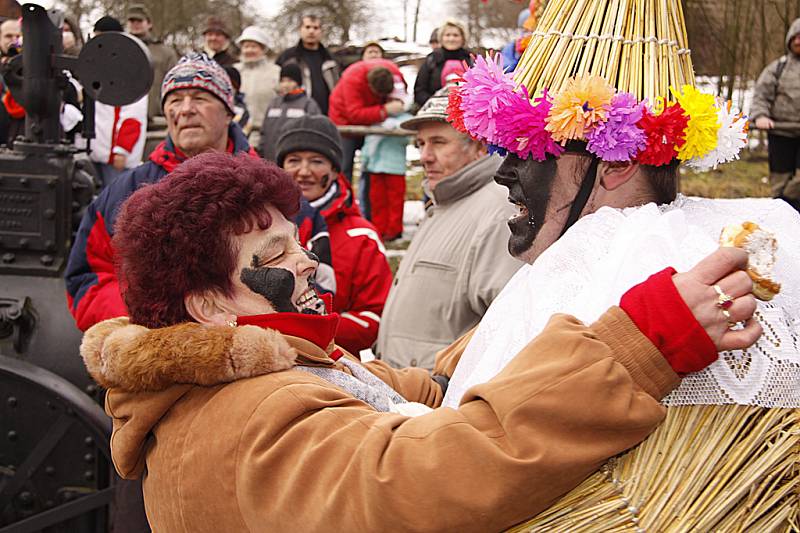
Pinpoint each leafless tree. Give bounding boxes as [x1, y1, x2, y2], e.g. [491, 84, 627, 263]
[686, 0, 799, 102]
[450, 0, 534, 47]
[55, 0, 259, 54]
[412, 0, 423, 42]
[269, 0, 377, 46]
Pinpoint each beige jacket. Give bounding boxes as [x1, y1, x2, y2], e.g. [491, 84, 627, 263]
[82, 309, 677, 532]
[376, 155, 524, 369]
[234, 58, 280, 146]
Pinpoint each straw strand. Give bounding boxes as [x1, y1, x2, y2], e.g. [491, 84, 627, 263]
[513, 0, 696, 103]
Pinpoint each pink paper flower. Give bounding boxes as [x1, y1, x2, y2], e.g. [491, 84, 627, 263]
[495, 89, 564, 161]
[460, 54, 518, 144]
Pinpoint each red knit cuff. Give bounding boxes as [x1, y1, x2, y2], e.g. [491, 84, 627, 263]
[619, 267, 717, 375]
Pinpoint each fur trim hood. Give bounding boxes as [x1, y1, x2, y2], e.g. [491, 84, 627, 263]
[81, 317, 297, 392]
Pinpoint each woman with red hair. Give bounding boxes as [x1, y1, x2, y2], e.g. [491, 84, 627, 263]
[81, 151, 759, 532]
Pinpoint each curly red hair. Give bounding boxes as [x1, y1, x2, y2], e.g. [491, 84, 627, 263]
[113, 152, 301, 328]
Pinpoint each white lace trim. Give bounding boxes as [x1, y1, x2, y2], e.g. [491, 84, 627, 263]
[443, 196, 800, 409]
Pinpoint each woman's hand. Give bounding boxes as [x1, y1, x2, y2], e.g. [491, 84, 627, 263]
[672, 247, 762, 351]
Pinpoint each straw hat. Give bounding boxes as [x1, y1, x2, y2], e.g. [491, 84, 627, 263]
[514, 0, 694, 103]
[446, 0, 748, 171]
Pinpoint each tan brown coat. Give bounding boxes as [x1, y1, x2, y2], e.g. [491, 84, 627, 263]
[82, 308, 678, 532]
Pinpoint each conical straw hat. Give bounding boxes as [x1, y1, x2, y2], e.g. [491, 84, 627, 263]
[514, 0, 695, 103]
[447, 0, 748, 168]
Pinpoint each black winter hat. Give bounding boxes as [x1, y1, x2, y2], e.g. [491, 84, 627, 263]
[276, 115, 343, 171]
[279, 63, 303, 87]
[94, 16, 123, 33]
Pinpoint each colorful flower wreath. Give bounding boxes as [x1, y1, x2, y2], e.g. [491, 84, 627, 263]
[446, 54, 748, 170]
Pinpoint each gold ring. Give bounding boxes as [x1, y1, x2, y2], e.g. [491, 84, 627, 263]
[721, 308, 731, 320]
[713, 284, 734, 309]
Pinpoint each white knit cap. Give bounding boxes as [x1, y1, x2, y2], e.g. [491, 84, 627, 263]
[236, 26, 269, 48]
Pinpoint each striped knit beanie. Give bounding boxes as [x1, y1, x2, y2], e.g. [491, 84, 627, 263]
[161, 53, 235, 114]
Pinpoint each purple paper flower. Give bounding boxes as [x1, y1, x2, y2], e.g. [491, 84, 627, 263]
[460, 54, 518, 145]
[586, 92, 647, 161]
[495, 89, 564, 161]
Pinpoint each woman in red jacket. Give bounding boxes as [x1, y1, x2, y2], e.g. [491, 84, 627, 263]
[276, 115, 393, 355]
[328, 57, 407, 182]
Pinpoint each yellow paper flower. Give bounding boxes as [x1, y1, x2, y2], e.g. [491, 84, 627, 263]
[670, 85, 720, 161]
[545, 76, 614, 143]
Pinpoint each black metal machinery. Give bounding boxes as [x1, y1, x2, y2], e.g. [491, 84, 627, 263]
[0, 4, 152, 531]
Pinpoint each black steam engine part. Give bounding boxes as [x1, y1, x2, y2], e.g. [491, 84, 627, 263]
[0, 4, 151, 531]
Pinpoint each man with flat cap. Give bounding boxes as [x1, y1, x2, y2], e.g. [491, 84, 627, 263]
[375, 88, 523, 370]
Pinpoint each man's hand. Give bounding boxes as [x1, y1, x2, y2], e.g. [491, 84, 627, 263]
[672, 247, 762, 352]
[754, 116, 774, 130]
[112, 154, 127, 170]
[384, 100, 404, 117]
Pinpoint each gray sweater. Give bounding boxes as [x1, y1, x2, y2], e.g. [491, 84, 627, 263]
[376, 155, 524, 369]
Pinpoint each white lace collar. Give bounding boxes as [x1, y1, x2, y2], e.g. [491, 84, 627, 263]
[444, 197, 800, 409]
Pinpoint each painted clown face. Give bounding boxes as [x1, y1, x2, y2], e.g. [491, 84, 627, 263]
[213, 205, 324, 316]
[494, 152, 599, 264]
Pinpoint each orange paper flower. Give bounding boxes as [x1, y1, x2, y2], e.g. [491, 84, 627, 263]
[545, 76, 614, 143]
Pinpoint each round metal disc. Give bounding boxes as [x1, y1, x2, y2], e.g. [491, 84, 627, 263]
[74, 32, 153, 106]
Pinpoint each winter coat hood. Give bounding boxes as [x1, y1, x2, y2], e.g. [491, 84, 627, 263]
[787, 18, 800, 52]
[81, 317, 298, 393]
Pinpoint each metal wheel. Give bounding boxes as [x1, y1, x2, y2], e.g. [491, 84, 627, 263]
[0, 355, 112, 533]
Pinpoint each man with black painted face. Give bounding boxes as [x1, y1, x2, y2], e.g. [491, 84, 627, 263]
[495, 146, 678, 264]
[81, 150, 761, 532]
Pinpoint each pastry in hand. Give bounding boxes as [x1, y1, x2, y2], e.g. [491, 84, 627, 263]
[719, 221, 781, 301]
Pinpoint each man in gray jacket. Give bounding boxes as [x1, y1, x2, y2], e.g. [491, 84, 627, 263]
[750, 17, 800, 211]
[375, 88, 524, 369]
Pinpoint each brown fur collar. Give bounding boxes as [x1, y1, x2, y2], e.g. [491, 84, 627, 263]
[81, 318, 297, 392]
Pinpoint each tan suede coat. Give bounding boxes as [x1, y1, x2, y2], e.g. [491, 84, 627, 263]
[82, 308, 678, 532]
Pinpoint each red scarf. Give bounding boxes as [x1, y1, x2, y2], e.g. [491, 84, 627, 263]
[153, 138, 239, 173]
[237, 295, 343, 360]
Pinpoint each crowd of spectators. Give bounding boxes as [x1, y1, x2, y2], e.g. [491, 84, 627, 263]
[39, 9, 483, 359]
[0, 3, 786, 371]
[14, 6, 787, 366]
